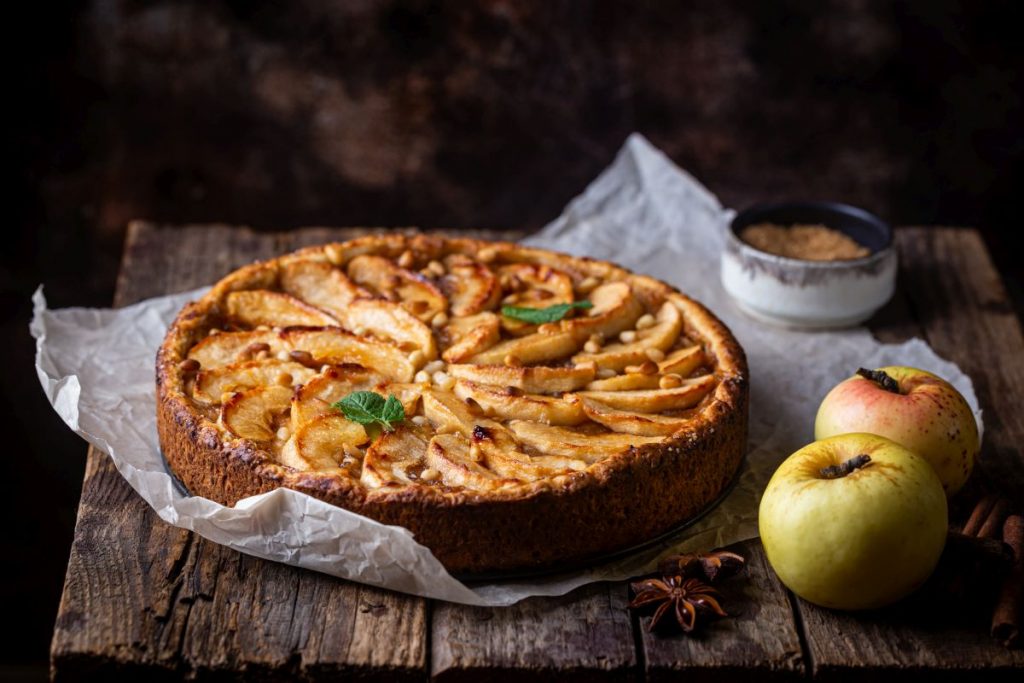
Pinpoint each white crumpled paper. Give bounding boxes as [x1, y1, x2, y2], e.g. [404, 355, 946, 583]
[33, 133, 981, 606]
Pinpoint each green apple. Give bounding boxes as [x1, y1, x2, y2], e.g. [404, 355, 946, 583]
[815, 366, 979, 495]
[759, 433, 947, 610]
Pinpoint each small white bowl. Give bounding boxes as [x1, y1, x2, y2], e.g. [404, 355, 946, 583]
[720, 202, 897, 329]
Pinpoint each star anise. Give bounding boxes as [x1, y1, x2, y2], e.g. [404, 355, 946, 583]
[629, 574, 728, 632]
[658, 549, 746, 582]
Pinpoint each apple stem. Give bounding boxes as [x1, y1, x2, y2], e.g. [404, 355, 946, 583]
[820, 454, 872, 479]
[856, 368, 900, 394]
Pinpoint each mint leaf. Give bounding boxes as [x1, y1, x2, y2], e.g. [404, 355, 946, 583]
[332, 391, 405, 432]
[501, 300, 593, 324]
[380, 394, 405, 428]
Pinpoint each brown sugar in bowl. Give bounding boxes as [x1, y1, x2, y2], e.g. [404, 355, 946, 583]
[720, 202, 896, 329]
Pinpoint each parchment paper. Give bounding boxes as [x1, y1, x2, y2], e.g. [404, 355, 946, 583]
[32, 133, 982, 606]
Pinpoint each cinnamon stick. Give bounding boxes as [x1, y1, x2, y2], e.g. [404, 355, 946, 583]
[992, 515, 1023, 649]
[979, 498, 1011, 540]
[962, 495, 997, 536]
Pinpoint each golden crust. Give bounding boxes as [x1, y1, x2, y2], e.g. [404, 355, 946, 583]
[156, 235, 748, 574]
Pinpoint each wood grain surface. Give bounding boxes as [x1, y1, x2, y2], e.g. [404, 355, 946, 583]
[50, 223, 1024, 681]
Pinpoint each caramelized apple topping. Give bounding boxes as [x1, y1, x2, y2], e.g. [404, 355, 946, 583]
[180, 240, 730, 493]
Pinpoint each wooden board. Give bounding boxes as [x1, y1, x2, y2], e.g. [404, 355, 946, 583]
[50, 223, 1024, 681]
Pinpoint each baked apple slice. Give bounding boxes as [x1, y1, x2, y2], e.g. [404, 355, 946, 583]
[279, 413, 368, 471]
[441, 256, 501, 316]
[576, 374, 716, 412]
[225, 290, 339, 328]
[584, 373, 662, 392]
[194, 359, 316, 404]
[446, 362, 595, 393]
[572, 301, 683, 371]
[347, 255, 447, 322]
[470, 429, 586, 479]
[659, 345, 705, 376]
[574, 396, 697, 436]
[283, 261, 436, 355]
[281, 328, 416, 381]
[424, 433, 522, 489]
[219, 385, 293, 442]
[290, 367, 387, 430]
[360, 426, 428, 488]
[583, 345, 703, 390]
[467, 329, 579, 366]
[187, 330, 283, 368]
[335, 299, 438, 359]
[560, 281, 644, 341]
[497, 263, 575, 336]
[498, 263, 575, 306]
[280, 258, 368, 312]
[507, 420, 664, 460]
[453, 380, 586, 426]
[441, 312, 501, 363]
[422, 388, 490, 437]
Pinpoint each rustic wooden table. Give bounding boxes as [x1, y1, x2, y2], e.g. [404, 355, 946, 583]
[51, 222, 1024, 681]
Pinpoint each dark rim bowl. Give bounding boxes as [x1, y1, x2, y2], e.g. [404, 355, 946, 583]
[729, 201, 892, 264]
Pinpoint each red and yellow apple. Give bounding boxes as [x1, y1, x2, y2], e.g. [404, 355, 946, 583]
[759, 433, 947, 610]
[815, 366, 979, 495]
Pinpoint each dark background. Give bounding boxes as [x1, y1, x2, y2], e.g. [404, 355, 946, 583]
[6, 0, 1023, 677]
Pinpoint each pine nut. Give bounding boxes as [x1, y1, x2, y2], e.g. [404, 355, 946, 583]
[275, 350, 291, 361]
[408, 349, 426, 366]
[619, 330, 637, 343]
[477, 247, 497, 263]
[424, 360, 445, 374]
[420, 467, 441, 481]
[636, 313, 656, 330]
[276, 427, 290, 441]
[597, 368, 617, 379]
[660, 373, 683, 389]
[289, 350, 314, 366]
[414, 370, 430, 383]
[583, 340, 601, 354]
[504, 354, 523, 368]
[397, 250, 415, 268]
[431, 312, 449, 328]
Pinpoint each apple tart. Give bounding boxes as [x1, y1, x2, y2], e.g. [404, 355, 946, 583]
[157, 234, 748, 574]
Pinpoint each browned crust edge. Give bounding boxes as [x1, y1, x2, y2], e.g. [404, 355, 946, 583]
[156, 234, 749, 574]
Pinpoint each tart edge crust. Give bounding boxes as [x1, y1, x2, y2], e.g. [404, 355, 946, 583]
[156, 235, 749, 574]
